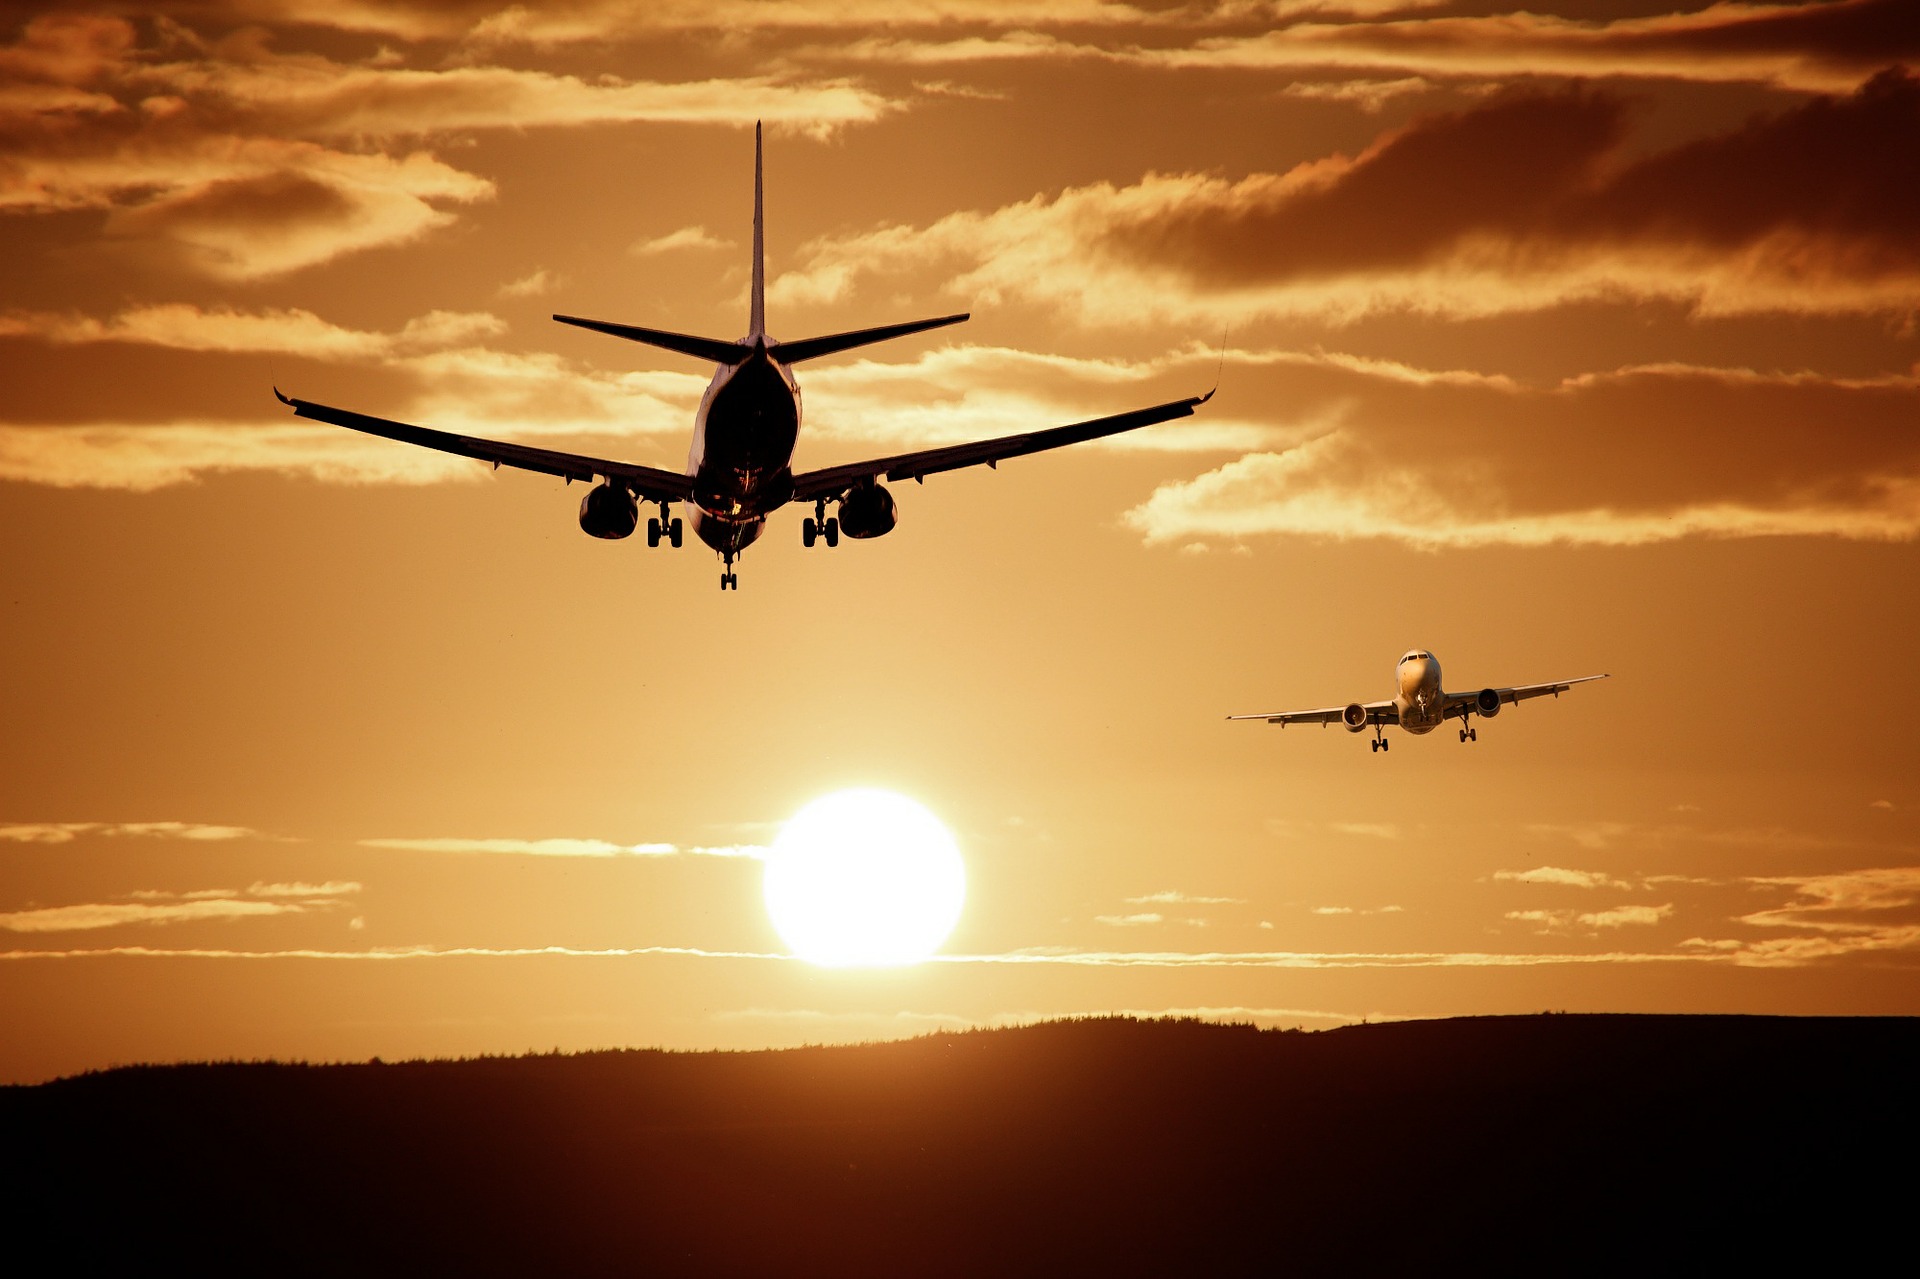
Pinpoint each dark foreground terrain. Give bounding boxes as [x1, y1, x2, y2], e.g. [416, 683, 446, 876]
[8, 1014, 1914, 1275]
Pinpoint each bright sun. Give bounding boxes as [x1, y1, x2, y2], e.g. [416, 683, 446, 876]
[763, 789, 966, 968]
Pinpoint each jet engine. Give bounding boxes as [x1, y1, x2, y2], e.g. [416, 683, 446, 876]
[837, 482, 898, 539]
[1342, 702, 1369, 732]
[1475, 688, 1503, 718]
[578, 482, 639, 540]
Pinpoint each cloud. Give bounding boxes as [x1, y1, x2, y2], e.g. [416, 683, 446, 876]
[0, 881, 358, 934]
[630, 226, 733, 256]
[1579, 904, 1674, 929]
[0, 898, 299, 933]
[1310, 904, 1404, 915]
[0, 15, 890, 277]
[247, 881, 362, 898]
[1135, 0, 1918, 95]
[343, 1, 1449, 47]
[1508, 903, 1674, 932]
[0, 942, 1717, 969]
[359, 837, 766, 858]
[1679, 867, 1920, 965]
[0, 821, 256, 843]
[497, 269, 560, 298]
[0, 943, 788, 961]
[0, 422, 489, 491]
[1095, 912, 1164, 926]
[1122, 357, 1920, 550]
[0, 305, 503, 359]
[1871, 800, 1895, 810]
[777, 72, 1920, 325]
[1495, 866, 1633, 890]
[1328, 822, 1401, 839]
[1125, 891, 1243, 904]
[1279, 76, 1432, 113]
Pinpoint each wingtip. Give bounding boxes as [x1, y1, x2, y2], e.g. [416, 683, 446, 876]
[1198, 386, 1216, 405]
[273, 386, 293, 406]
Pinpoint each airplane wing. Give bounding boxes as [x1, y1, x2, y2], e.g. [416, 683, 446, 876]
[1442, 674, 1610, 718]
[789, 391, 1213, 503]
[276, 391, 696, 502]
[1226, 700, 1398, 728]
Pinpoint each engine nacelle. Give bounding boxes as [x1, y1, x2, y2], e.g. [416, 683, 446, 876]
[838, 482, 898, 540]
[1342, 702, 1369, 732]
[1475, 687, 1502, 717]
[578, 483, 638, 540]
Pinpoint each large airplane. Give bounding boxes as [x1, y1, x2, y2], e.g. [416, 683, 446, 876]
[1229, 650, 1607, 753]
[274, 125, 1211, 589]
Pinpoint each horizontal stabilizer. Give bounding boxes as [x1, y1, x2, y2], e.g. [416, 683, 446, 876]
[552, 314, 748, 365]
[774, 313, 969, 364]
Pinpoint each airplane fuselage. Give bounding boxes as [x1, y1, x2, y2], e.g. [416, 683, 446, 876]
[1395, 650, 1445, 734]
[685, 343, 801, 556]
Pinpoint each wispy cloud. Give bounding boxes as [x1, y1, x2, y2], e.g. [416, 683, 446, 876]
[0, 15, 890, 278]
[1328, 822, 1401, 840]
[0, 882, 358, 933]
[0, 821, 256, 843]
[1580, 904, 1674, 929]
[1125, 891, 1244, 905]
[1130, 0, 1915, 95]
[359, 837, 766, 858]
[1508, 903, 1674, 933]
[0, 305, 503, 359]
[497, 269, 560, 298]
[1095, 912, 1165, 927]
[630, 226, 733, 256]
[1495, 866, 1632, 891]
[779, 73, 1920, 327]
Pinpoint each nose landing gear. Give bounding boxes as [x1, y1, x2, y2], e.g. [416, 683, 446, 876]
[719, 549, 738, 590]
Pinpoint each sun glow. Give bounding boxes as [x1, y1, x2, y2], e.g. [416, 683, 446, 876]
[763, 789, 966, 968]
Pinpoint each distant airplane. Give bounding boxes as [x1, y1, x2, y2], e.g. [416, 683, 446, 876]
[1229, 650, 1608, 753]
[275, 124, 1211, 589]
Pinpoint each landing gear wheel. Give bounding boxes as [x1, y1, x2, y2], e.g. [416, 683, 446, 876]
[1381, 738, 1389, 752]
[647, 517, 662, 548]
[1460, 728, 1468, 743]
[1370, 740, 1378, 753]
[823, 517, 840, 548]
[1469, 727, 1477, 742]
[802, 517, 817, 548]
[668, 517, 683, 548]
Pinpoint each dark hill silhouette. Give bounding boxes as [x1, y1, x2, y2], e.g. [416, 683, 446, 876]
[7, 1014, 1913, 1276]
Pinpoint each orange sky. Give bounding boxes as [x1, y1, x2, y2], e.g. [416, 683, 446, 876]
[2, 0, 1916, 1083]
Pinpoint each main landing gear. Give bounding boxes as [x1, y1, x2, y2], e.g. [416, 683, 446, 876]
[646, 501, 683, 549]
[1370, 726, 1390, 753]
[1458, 715, 1477, 743]
[801, 499, 839, 549]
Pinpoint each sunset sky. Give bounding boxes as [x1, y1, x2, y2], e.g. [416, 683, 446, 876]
[2, 0, 1916, 1084]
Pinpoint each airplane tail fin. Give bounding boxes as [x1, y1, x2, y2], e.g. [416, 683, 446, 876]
[554, 125, 966, 366]
[750, 121, 765, 340]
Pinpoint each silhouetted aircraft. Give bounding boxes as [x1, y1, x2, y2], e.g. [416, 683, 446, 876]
[276, 125, 1211, 589]
[1229, 649, 1607, 752]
